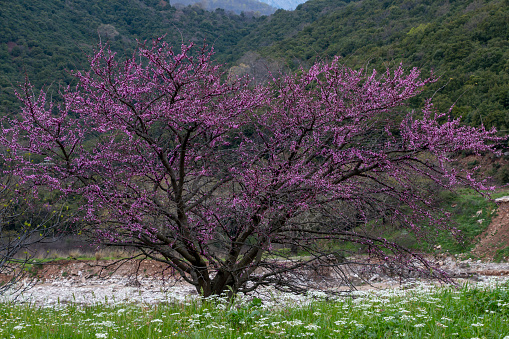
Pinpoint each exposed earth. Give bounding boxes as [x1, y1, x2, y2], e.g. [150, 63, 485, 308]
[472, 198, 509, 260]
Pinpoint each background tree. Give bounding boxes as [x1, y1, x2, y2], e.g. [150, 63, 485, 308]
[0, 39, 500, 297]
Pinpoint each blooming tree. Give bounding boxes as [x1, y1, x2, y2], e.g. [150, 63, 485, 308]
[0, 39, 500, 296]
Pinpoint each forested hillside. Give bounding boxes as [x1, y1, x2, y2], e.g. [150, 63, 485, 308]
[0, 0, 260, 112]
[231, 0, 354, 56]
[0, 0, 508, 131]
[235, 0, 509, 130]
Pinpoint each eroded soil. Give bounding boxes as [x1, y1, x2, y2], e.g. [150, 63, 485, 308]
[473, 200, 509, 260]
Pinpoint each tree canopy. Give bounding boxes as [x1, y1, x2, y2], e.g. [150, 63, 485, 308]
[0, 40, 500, 296]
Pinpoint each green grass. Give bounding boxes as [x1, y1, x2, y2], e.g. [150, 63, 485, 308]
[388, 189, 509, 256]
[437, 189, 509, 254]
[494, 247, 509, 263]
[433, 189, 499, 254]
[1, 281, 509, 338]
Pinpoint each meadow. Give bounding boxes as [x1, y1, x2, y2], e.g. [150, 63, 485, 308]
[1, 279, 509, 338]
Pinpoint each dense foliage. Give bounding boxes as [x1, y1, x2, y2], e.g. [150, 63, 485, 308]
[0, 0, 262, 112]
[238, 0, 509, 131]
[1, 0, 507, 130]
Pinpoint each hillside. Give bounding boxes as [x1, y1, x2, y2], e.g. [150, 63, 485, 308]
[0, 0, 260, 112]
[234, 0, 509, 131]
[0, 0, 508, 133]
[259, 0, 308, 10]
[231, 0, 353, 57]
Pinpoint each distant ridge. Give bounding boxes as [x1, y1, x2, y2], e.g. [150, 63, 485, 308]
[258, 0, 308, 10]
[172, 0, 278, 15]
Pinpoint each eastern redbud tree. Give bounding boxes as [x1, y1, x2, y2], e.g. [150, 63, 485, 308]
[0, 39, 500, 296]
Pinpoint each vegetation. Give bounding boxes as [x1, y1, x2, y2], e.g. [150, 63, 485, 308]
[0, 173, 78, 294]
[494, 246, 509, 262]
[172, 0, 277, 15]
[0, 0, 262, 112]
[436, 189, 500, 254]
[387, 189, 498, 254]
[1, 281, 509, 338]
[238, 0, 509, 131]
[0, 0, 507, 308]
[2, 37, 500, 296]
[1, 0, 508, 130]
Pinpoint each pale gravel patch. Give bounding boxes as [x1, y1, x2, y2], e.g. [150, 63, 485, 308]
[1, 277, 198, 306]
[1, 274, 508, 309]
[2, 257, 509, 308]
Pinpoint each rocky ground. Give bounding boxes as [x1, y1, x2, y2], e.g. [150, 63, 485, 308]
[1, 255, 509, 306]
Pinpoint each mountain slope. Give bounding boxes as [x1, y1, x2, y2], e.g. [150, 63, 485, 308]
[172, 0, 277, 15]
[230, 0, 353, 60]
[234, 0, 509, 130]
[0, 0, 259, 112]
[1, 0, 508, 132]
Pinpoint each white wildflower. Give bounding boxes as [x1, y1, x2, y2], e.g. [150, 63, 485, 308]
[283, 320, 303, 326]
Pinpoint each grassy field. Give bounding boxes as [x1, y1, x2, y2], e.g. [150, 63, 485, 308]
[1, 280, 508, 338]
